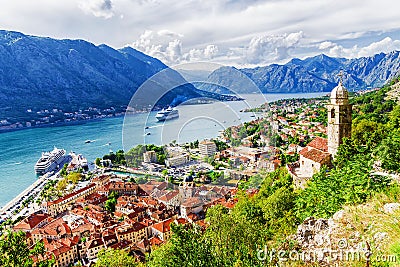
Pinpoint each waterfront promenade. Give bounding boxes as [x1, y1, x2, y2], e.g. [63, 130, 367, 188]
[0, 172, 54, 221]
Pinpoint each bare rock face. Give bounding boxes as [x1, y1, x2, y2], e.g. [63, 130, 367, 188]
[383, 203, 400, 214]
[332, 209, 345, 221]
[295, 217, 334, 249]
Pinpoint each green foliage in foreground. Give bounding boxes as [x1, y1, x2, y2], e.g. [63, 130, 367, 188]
[0, 230, 54, 267]
[375, 129, 400, 172]
[294, 156, 392, 220]
[95, 248, 143, 267]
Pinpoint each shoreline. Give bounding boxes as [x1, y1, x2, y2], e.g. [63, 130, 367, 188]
[0, 92, 324, 135]
[0, 92, 326, 214]
[0, 115, 123, 134]
[0, 173, 51, 220]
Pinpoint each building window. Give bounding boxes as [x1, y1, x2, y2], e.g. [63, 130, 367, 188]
[331, 108, 335, 119]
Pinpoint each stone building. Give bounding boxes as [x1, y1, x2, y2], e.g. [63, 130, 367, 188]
[327, 81, 352, 157]
[298, 137, 331, 177]
[288, 80, 352, 185]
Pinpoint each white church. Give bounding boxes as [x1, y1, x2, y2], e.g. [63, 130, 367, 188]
[289, 80, 352, 187]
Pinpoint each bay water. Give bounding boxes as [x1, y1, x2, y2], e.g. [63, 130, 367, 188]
[0, 92, 325, 207]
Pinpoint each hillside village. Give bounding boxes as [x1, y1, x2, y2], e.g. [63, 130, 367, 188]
[2, 77, 400, 267]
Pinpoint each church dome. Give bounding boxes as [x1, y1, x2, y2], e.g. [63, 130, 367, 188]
[330, 81, 349, 104]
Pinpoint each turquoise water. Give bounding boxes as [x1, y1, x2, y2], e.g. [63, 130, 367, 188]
[0, 92, 325, 207]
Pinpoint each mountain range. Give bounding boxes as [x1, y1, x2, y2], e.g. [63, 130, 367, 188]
[2, 30, 400, 124]
[0, 30, 225, 123]
[197, 51, 400, 94]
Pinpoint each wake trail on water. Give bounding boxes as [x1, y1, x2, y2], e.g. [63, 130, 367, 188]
[4, 162, 23, 167]
[148, 125, 162, 129]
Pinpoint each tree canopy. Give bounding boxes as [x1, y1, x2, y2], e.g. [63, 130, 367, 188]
[95, 248, 142, 267]
[0, 230, 54, 267]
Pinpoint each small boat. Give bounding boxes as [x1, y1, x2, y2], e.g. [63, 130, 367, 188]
[146, 132, 151, 135]
[145, 126, 149, 129]
[85, 140, 91, 143]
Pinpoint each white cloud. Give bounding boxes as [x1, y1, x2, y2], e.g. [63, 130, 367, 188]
[358, 37, 400, 57]
[157, 29, 184, 38]
[204, 45, 219, 59]
[318, 37, 400, 58]
[165, 39, 182, 62]
[78, 0, 114, 19]
[130, 30, 181, 64]
[245, 31, 304, 64]
[1, 0, 400, 66]
[318, 41, 336, 50]
[129, 30, 219, 65]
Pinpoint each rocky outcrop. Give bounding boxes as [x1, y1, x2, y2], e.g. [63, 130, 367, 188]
[386, 79, 400, 103]
[295, 216, 335, 249]
[292, 212, 372, 266]
[383, 203, 400, 214]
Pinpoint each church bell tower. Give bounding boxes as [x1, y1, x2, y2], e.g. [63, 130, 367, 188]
[327, 78, 352, 157]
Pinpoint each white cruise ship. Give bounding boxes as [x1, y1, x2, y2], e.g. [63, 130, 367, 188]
[34, 147, 67, 175]
[155, 107, 179, 121]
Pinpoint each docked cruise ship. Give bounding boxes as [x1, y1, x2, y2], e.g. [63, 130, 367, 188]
[155, 107, 179, 121]
[34, 147, 67, 175]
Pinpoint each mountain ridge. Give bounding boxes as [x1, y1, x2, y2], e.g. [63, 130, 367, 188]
[198, 51, 400, 94]
[0, 30, 210, 123]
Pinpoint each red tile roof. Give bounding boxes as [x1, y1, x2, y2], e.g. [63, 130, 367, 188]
[151, 218, 187, 234]
[31, 218, 72, 237]
[151, 218, 174, 233]
[13, 213, 49, 231]
[301, 148, 331, 163]
[158, 190, 179, 202]
[307, 137, 328, 152]
[44, 240, 71, 258]
[299, 147, 308, 156]
[181, 197, 203, 208]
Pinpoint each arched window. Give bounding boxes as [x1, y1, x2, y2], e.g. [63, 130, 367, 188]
[330, 108, 335, 119]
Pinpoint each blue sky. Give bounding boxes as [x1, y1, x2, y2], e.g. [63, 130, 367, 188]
[1, 0, 400, 67]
